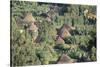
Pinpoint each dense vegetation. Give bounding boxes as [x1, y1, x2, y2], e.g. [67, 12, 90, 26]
[10, 1, 96, 66]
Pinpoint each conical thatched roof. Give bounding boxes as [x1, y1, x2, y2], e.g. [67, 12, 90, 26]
[57, 54, 75, 64]
[16, 13, 36, 27]
[56, 36, 65, 45]
[23, 13, 36, 23]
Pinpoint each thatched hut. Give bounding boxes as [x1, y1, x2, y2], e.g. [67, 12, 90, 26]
[56, 54, 76, 64]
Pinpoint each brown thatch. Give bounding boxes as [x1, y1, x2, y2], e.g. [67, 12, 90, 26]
[56, 24, 74, 39]
[16, 12, 36, 28]
[23, 13, 36, 23]
[56, 54, 75, 64]
[56, 35, 65, 45]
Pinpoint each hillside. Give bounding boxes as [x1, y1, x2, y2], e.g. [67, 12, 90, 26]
[10, 1, 96, 66]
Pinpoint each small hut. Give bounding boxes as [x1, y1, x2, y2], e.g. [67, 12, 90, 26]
[56, 24, 75, 39]
[56, 35, 65, 45]
[23, 12, 36, 23]
[56, 54, 75, 64]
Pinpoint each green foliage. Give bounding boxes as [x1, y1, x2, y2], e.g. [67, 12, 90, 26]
[11, 1, 96, 66]
[90, 46, 96, 61]
[67, 48, 88, 59]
